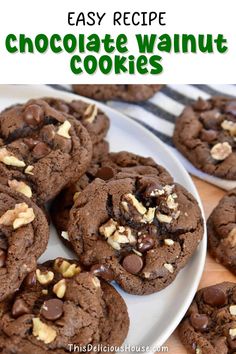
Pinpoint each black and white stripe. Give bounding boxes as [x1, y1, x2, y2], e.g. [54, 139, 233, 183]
[48, 84, 236, 190]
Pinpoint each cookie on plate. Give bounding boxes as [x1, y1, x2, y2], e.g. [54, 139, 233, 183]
[44, 97, 110, 145]
[72, 84, 163, 102]
[207, 188, 236, 274]
[51, 151, 173, 243]
[173, 96, 236, 180]
[0, 99, 92, 204]
[68, 174, 203, 295]
[0, 258, 129, 353]
[179, 282, 236, 354]
[0, 185, 49, 301]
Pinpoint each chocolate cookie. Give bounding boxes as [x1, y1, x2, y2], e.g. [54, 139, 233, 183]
[207, 188, 236, 274]
[0, 258, 129, 353]
[44, 97, 110, 145]
[0, 99, 92, 204]
[179, 282, 236, 354]
[0, 185, 49, 301]
[173, 97, 236, 180]
[72, 85, 163, 102]
[51, 151, 173, 244]
[68, 175, 203, 295]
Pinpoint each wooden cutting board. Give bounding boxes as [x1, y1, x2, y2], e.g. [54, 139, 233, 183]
[166, 176, 236, 353]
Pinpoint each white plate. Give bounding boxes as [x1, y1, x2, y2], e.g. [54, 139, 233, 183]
[0, 85, 207, 354]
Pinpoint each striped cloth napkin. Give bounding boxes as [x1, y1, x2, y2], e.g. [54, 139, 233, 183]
[53, 85, 236, 191]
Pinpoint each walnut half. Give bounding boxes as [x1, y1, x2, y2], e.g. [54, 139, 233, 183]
[0, 203, 35, 229]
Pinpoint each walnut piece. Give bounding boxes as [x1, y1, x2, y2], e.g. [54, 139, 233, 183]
[57, 120, 71, 139]
[100, 218, 136, 251]
[99, 219, 118, 238]
[226, 228, 236, 247]
[92, 276, 101, 288]
[195, 347, 202, 354]
[166, 194, 178, 210]
[141, 207, 156, 224]
[25, 165, 34, 175]
[164, 263, 174, 273]
[0, 148, 25, 167]
[0, 203, 35, 229]
[73, 192, 80, 202]
[61, 231, 69, 241]
[229, 305, 236, 316]
[54, 259, 81, 278]
[221, 120, 236, 136]
[164, 239, 174, 246]
[124, 193, 147, 215]
[32, 318, 57, 344]
[156, 212, 172, 224]
[36, 269, 54, 285]
[53, 279, 66, 298]
[83, 104, 98, 123]
[229, 327, 236, 339]
[8, 180, 32, 198]
[210, 142, 232, 161]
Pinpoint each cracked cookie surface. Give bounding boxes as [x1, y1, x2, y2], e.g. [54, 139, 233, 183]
[179, 282, 236, 354]
[44, 97, 110, 145]
[72, 85, 163, 102]
[207, 188, 236, 274]
[0, 99, 92, 204]
[0, 185, 49, 301]
[51, 151, 173, 244]
[68, 174, 203, 295]
[0, 258, 129, 354]
[173, 97, 236, 180]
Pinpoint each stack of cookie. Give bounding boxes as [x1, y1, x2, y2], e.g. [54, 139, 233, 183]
[0, 95, 204, 352]
[169, 96, 236, 354]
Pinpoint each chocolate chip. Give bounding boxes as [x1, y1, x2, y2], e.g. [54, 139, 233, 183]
[122, 254, 143, 274]
[32, 142, 51, 159]
[40, 125, 56, 142]
[137, 236, 154, 253]
[41, 299, 64, 321]
[96, 167, 114, 181]
[24, 138, 40, 150]
[143, 182, 163, 197]
[12, 299, 30, 318]
[201, 129, 218, 143]
[190, 313, 209, 331]
[90, 264, 114, 281]
[24, 271, 36, 287]
[0, 249, 6, 267]
[53, 134, 72, 153]
[23, 104, 44, 126]
[203, 286, 227, 307]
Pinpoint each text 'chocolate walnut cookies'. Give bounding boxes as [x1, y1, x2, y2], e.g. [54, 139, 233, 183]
[179, 282, 236, 354]
[68, 175, 203, 295]
[51, 151, 173, 244]
[207, 188, 236, 274]
[44, 97, 110, 145]
[0, 185, 49, 301]
[72, 84, 163, 102]
[0, 258, 129, 353]
[173, 97, 236, 180]
[0, 99, 92, 204]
